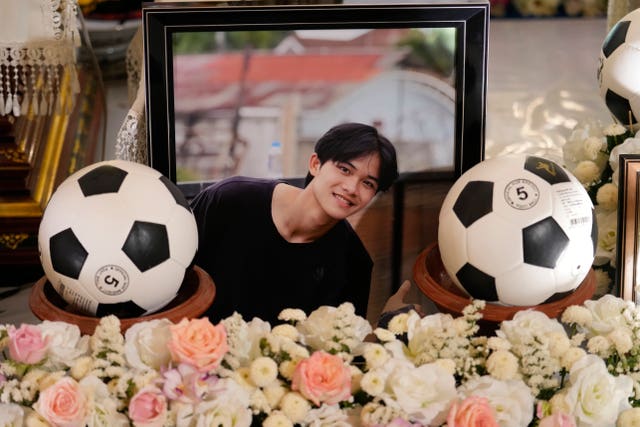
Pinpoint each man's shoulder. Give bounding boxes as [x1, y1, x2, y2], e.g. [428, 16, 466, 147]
[199, 176, 276, 201]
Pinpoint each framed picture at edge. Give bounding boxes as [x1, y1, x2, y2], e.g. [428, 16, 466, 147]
[142, 0, 489, 290]
[617, 154, 640, 303]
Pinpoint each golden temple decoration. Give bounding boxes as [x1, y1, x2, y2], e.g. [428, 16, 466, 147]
[0, 233, 29, 250]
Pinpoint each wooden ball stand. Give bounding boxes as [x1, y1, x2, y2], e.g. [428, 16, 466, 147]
[29, 265, 215, 336]
[413, 242, 596, 333]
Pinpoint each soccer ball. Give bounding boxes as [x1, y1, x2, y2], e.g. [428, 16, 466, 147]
[597, 7, 640, 126]
[438, 154, 597, 306]
[38, 160, 198, 317]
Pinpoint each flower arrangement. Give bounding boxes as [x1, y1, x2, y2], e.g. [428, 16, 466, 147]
[562, 120, 639, 296]
[4, 296, 640, 426]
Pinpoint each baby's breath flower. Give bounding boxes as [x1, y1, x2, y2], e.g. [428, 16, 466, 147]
[250, 357, 278, 387]
[280, 392, 311, 423]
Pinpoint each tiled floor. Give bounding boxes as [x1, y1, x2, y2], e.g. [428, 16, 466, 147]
[0, 17, 612, 326]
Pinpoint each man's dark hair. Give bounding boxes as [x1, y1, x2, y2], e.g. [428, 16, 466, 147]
[304, 122, 399, 192]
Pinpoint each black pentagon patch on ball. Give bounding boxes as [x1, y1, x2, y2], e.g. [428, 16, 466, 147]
[122, 221, 170, 272]
[605, 89, 638, 125]
[590, 208, 598, 257]
[523, 217, 569, 268]
[453, 181, 493, 227]
[602, 20, 630, 58]
[524, 156, 569, 185]
[456, 263, 498, 301]
[78, 165, 128, 196]
[159, 175, 190, 210]
[96, 300, 147, 318]
[50, 228, 88, 279]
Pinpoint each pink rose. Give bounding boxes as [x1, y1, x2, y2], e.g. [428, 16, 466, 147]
[292, 350, 351, 406]
[129, 386, 167, 427]
[8, 324, 49, 364]
[168, 317, 228, 372]
[34, 377, 87, 427]
[447, 396, 499, 427]
[539, 413, 577, 427]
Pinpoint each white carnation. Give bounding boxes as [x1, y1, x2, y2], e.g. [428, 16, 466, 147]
[278, 308, 307, 323]
[596, 183, 618, 211]
[561, 305, 593, 327]
[280, 392, 311, 423]
[608, 328, 634, 354]
[583, 136, 605, 159]
[572, 160, 601, 185]
[560, 347, 587, 370]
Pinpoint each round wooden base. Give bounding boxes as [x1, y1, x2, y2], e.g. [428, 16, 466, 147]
[29, 265, 215, 335]
[413, 242, 596, 331]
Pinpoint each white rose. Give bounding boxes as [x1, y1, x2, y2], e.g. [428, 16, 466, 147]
[486, 350, 519, 380]
[280, 392, 311, 423]
[584, 294, 634, 335]
[596, 183, 618, 211]
[124, 318, 172, 371]
[617, 408, 640, 427]
[0, 403, 23, 427]
[384, 362, 457, 426]
[565, 355, 633, 427]
[458, 376, 534, 427]
[39, 321, 89, 369]
[610, 138, 640, 173]
[497, 310, 565, 345]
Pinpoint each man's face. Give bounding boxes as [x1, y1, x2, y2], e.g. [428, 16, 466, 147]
[308, 152, 381, 220]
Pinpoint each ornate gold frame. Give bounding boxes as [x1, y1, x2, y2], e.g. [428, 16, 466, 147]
[617, 154, 640, 302]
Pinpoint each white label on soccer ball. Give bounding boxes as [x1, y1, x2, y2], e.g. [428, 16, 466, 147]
[95, 265, 129, 296]
[59, 282, 98, 314]
[504, 179, 539, 210]
[555, 186, 591, 229]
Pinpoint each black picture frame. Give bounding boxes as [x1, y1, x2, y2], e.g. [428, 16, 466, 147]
[142, 0, 489, 192]
[616, 154, 640, 303]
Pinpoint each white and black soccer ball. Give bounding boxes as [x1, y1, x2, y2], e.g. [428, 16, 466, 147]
[438, 154, 597, 306]
[597, 7, 640, 126]
[38, 160, 198, 317]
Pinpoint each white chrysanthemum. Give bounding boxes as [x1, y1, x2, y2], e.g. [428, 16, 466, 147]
[561, 305, 593, 327]
[263, 382, 287, 408]
[360, 370, 386, 397]
[349, 365, 363, 394]
[280, 392, 311, 423]
[249, 357, 279, 388]
[603, 123, 627, 136]
[583, 136, 605, 160]
[279, 360, 298, 381]
[608, 328, 634, 354]
[250, 389, 272, 414]
[588, 335, 613, 356]
[363, 343, 389, 369]
[278, 308, 307, 323]
[560, 347, 587, 370]
[486, 350, 519, 380]
[596, 183, 618, 211]
[373, 328, 396, 342]
[271, 324, 299, 341]
[573, 160, 601, 185]
[263, 411, 293, 427]
[487, 336, 511, 351]
[387, 313, 410, 335]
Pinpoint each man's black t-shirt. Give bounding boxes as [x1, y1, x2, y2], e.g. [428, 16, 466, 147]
[189, 177, 373, 324]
